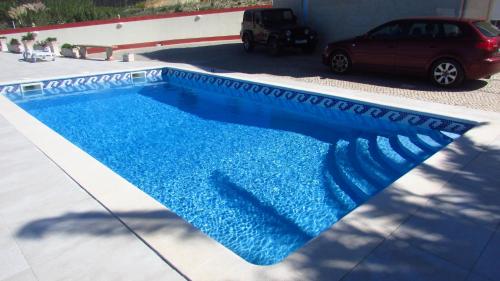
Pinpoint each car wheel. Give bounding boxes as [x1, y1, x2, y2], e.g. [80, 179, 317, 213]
[430, 59, 464, 87]
[330, 51, 351, 74]
[242, 33, 254, 53]
[268, 37, 281, 56]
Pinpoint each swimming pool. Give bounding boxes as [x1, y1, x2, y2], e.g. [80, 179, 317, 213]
[1, 68, 472, 265]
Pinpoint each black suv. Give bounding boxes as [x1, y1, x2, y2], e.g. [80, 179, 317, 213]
[240, 8, 318, 55]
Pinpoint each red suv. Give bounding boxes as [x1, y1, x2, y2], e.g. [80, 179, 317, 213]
[322, 18, 500, 87]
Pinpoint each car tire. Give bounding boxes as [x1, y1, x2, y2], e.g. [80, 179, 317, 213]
[268, 37, 281, 56]
[330, 51, 351, 74]
[430, 59, 464, 87]
[242, 33, 254, 53]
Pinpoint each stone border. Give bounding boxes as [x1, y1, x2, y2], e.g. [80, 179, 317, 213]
[0, 64, 499, 280]
[0, 68, 163, 102]
[1, 67, 474, 134]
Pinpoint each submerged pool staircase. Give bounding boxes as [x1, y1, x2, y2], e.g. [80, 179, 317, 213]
[327, 131, 452, 205]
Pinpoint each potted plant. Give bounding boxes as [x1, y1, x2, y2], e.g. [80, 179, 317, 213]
[34, 40, 50, 51]
[61, 43, 79, 58]
[8, 38, 23, 53]
[46, 37, 60, 55]
[21, 32, 36, 51]
[0, 36, 7, 52]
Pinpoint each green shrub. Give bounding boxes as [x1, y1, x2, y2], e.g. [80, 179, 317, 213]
[61, 43, 75, 49]
[21, 32, 35, 41]
[46, 37, 57, 42]
[1, 0, 270, 29]
[9, 38, 19, 45]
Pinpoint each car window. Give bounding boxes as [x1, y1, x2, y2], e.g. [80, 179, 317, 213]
[369, 22, 405, 39]
[408, 22, 440, 38]
[262, 10, 295, 25]
[442, 23, 464, 38]
[243, 11, 252, 22]
[254, 12, 262, 24]
[474, 21, 500, 37]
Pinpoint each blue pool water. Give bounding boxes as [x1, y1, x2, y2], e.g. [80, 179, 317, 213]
[14, 80, 456, 265]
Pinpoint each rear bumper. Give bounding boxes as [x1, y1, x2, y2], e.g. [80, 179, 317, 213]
[280, 36, 318, 48]
[466, 56, 500, 80]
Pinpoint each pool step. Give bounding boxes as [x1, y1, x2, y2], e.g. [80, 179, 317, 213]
[325, 133, 449, 209]
[354, 137, 396, 187]
[395, 135, 430, 162]
[414, 133, 444, 151]
[391, 135, 427, 163]
[375, 136, 415, 172]
[333, 139, 377, 202]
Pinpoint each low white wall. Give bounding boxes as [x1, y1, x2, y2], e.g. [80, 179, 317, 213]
[1, 10, 244, 47]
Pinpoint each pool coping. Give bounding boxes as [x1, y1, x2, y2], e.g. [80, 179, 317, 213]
[1, 63, 499, 281]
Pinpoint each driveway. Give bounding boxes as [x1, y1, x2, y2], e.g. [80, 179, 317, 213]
[119, 40, 500, 112]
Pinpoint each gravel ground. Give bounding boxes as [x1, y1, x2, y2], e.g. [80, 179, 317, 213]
[117, 40, 500, 112]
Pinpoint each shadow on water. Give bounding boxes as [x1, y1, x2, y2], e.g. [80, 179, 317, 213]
[138, 42, 488, 92]
[137, 82, 360, 143]
[210, 170, 313, 241]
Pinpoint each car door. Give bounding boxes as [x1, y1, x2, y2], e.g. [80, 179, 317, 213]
[395, 21, 442, 74]
[351, 21, 406, 72]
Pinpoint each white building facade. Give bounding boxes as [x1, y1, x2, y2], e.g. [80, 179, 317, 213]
[274, 0, 499, 42]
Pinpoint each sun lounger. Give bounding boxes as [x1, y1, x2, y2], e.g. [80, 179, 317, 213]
[23, 48, 56, 63]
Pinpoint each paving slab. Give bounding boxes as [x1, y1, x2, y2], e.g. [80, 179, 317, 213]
[2, 269, 38, 281]
[391, 207, 494, 269]
[472, 227, 500, 281]
[0, 218, 30, 281]
[342, 239, 469, 281]
[0, 115, 185, 281]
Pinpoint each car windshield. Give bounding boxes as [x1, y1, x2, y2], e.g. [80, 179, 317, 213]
[474, 21, 500, 37]
[262, 10, 295, 25]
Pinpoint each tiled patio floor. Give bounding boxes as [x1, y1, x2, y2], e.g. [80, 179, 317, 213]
[1, 44, 500, 281]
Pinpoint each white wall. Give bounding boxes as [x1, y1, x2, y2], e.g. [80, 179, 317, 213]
[463, 0, 492, 19]
[2, 10, 244, 47]
[274, 0, 303, 22]
[274, 0, 494, 43]
[490, 0, 500, 19]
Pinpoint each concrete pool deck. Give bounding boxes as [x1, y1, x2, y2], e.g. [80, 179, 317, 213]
[1, 47, 500, 281]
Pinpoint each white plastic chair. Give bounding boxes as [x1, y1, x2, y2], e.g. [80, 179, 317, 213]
[23, 47, 56, 63]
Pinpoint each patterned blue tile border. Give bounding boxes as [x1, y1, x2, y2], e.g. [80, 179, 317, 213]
[162, 68, 474, 134]
[0, 68, 163, 103]
[0, 66, 474, 134]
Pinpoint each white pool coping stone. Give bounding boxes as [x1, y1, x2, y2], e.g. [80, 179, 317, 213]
[1, 62, 499, 281]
